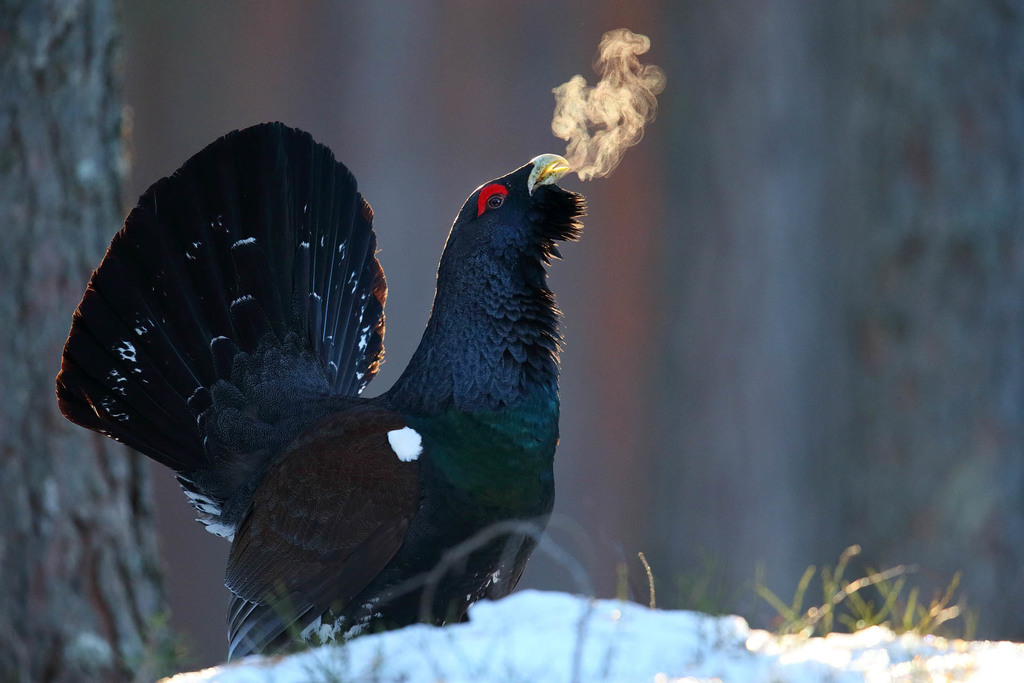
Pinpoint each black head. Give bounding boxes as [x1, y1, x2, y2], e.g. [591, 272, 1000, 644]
[389, 155, 586, 414]
[439, 154, 585, 279]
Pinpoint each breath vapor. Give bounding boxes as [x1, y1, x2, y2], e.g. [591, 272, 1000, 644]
[551, 28, 666, 181]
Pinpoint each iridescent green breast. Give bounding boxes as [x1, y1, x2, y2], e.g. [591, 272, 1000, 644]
[408, 389, 559, 511]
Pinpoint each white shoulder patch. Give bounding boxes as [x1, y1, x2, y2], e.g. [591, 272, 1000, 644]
[387, 427, 423, 462]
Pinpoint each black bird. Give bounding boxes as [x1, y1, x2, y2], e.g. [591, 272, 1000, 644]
[56, 123, 584, 658]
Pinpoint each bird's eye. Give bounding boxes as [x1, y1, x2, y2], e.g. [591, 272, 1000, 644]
[477, 184, 509, 216]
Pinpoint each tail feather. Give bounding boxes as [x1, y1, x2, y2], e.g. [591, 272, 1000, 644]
[307, 174, 386, 393]
[59, 280, 206, 467]
[56, 123, 387, 528]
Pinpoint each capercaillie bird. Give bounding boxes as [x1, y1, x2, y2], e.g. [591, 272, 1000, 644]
[56, 122, 585, 658]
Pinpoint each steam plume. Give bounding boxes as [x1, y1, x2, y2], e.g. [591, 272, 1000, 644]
[551, 29, 666, 181]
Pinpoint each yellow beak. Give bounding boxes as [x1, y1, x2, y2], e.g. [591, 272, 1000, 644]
[527, 154, 570, 195]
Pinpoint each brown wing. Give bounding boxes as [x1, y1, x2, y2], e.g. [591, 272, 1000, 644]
[225, 405, 419, 658]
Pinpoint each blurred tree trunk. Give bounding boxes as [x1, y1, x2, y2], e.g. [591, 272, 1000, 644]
[0, 1, 168, 681]
[839, 0, 1024, 639]
[650, 0, 840, 614]
[652, 0, 1024, 638]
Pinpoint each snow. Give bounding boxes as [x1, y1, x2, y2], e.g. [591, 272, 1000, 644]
[159, 590, 1024, 682]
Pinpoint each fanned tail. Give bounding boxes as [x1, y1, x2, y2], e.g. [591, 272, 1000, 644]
[56, 123, 387, 532]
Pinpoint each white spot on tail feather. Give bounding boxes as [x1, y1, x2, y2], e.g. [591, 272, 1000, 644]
[301, 616, 345, 644]
[201, 522, 234, 541]
[233, 237, 256, 247]
[341, 622, 365, 640]
[116, 340, 137, 363]
[300, 616, 322, 640]
[387, 427, 422, 462]
[182, 488, 222, 516]
[358, 326, 370, 352]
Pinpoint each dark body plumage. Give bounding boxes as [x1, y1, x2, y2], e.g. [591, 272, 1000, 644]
[56, 123, 584, 658]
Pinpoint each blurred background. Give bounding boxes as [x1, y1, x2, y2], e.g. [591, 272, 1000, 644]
[122, 0, 1024, 667]
[6, 0, 1023, 675]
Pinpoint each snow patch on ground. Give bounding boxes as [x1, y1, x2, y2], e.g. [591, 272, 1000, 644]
[161, 590, 1024, 682]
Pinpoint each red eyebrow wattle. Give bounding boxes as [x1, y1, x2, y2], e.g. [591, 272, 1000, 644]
[477, 184, 508, 216]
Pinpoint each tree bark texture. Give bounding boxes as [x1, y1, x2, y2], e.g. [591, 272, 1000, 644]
[651, 0, 1024, 638]
[0, 1, 168, 681]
